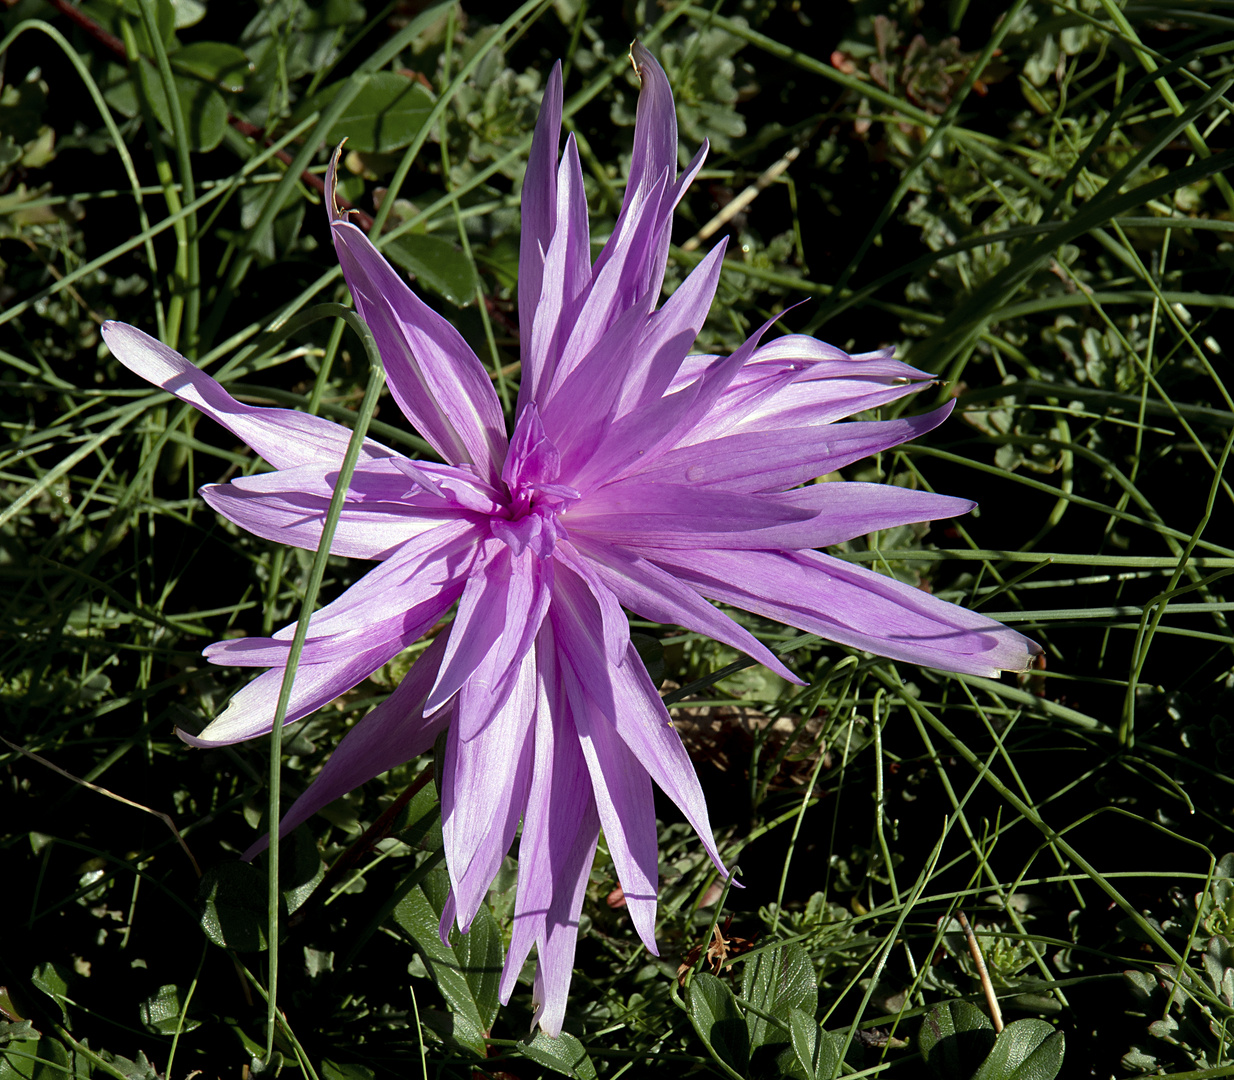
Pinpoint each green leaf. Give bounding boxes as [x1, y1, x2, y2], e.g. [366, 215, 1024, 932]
[519, 1030, 599, 1079]
[920, 1000, 996, 1078]
[138, 984, 200, 1035]
[197, 860, 269, 952]
[0, 1033, 74, 1079]
[384, 233, 481, 307]
[742, 944, 817, 1051]
[687, 972, 750, 1076]
[302, 72, 434, 154]
[788, 1006, 818, 1079]
[29, 964, 71, 1026]
[171, 42, 254, 92]
[390, 864, 502, 1057]
[321, 1062, 376, 1080]
[972, 1020, 1065, 1080]
[111, 61, 228, 152]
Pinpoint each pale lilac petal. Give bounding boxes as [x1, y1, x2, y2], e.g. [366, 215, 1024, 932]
[631, 402, 956, 492]
[551, 545, 630, 667]
[426, 543, 554, 718]
[667, 336, 936, 446]
[102, 321, 394, 470]
[441, 647, 537, 932]
[541, 239, 727, 457]
[328, 157, 507, 478]
[607, 641, 728, 876]
[570, 477, 972, 550]
[566, 535, 800, 685]
[565, 666, 660, 953]
[200, 466, 453, 560]
[544, 170, 668, 401]
[241, 634, 453, 859]
[498, 633, 600, 1038]
[570, 312, 782, 493]
[545, 569, 727, 878]
[517, 62, 564, 380]
[521, 133, 592, 409]
[269, 520, 481, 640]
[646, 547, 1042, 676]
[179, 628, 415, 748]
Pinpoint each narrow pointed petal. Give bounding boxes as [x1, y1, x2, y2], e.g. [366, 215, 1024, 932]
[567, 672, 660, 953]
[567, 535, 800, 684]
[545, 170, 669, 401]
[542, 239, 727, 457]
[667, 336, 936, 446]
[200, 464, 454, 560]
[517, 62, 564, 375]
[647, 547, 1042, 676]
[498, 633, 600, 1038]
[546, 569, 728, 878]
[102, 321, 394, 470]
[441, 648, 537, 932]
[608, 641, 728, 877]
[521, 133, 591, 407]
[571, 311, 782, 493]
[633, 402, 956, 493]
[571, 477, 972, 551]
[180, 628, 416, 748]
[328, 156, 507, 478]
[426, 543, 554, 717]
[241, 635, 453, 859]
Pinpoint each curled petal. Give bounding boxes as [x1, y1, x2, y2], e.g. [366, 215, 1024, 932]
[102, 321, 394, 470]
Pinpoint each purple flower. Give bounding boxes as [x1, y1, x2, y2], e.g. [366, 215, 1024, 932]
[102, 45, 1039, 1035]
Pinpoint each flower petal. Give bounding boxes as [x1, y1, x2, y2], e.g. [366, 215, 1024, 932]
[180, 627, 416, 747]
[425, 543, 554, 718]
[441, 647, 537, 932]
[200, 464, 454, 560]
[632, 402, 956, 493]
[545, 565, 728, 879]
[241, 634, 454, 859]
[567, 669, 660, 954]
[328, 155, 507, 478]
[498, 632, 600, 1037]
[571, 476, 973, 550]
[566, 537, 802, 686]
[102, 321, 394, 470]
[518, 62, 564, 384]
[521, 132, 591, 410]
[646, 546, 1042, 676]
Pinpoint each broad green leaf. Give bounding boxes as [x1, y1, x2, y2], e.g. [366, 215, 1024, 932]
[742, 943, 817, 1050]
[321, 1062, 376, 1080]
[108, 62, 228, 152]
[197, 861, 269, 952]
[687, 971, 750, 1076]
[29, 964, 71, 1026]
[138, 984, 200, 1035]
[972, 1019, 1064, 1080]
[788, 1006, 818, 1079]
[170, 0, 206, 29]
[171, 42, 254, 92]
[302, 72, 434, 154]
[519, 1031, 598, 1079]
[0, 1033, 73, 1079]
[920, 999, 996, 1078]
[385, 233, 482, 307]
[391, 864, 502, 1057]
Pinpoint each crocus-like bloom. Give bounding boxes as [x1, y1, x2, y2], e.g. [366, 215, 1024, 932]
[103, 45, 1038, 1034]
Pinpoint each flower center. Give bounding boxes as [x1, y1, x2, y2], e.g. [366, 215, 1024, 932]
[490, 406, 578, 559]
